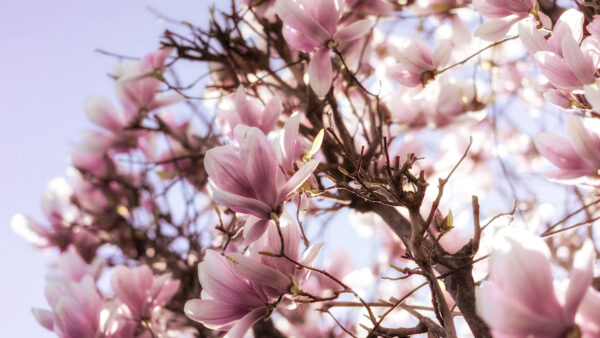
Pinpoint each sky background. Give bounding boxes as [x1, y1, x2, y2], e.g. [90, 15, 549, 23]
[0, 1, 212, 336]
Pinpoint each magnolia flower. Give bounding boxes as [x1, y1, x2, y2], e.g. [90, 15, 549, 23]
[184, 250, 291, 338]
[111, 265, 180, 320]
[275, 0, 371, 96]
[113, 48, 182, 114]
[204, 123, 319, 243]
[473, 0, 538, 41]
[476, 228, 595, 337]
[250, 212, 322, 294]
[535, 115, 600, 181]
[518, 10, 597, 91]
[82, 96, 140, 152]
[217, 86, 282, 138]
[388, 39, 451, 87]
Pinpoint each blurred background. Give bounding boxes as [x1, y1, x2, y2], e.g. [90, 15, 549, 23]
[0, 1, 210, 335]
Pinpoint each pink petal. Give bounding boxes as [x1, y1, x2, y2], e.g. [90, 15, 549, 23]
[310, 0, 345, 35]
[585, 85, 600, 112]
[334, 20, 371, 45]
[308, 48, 333, 96]
[261, 96, 282, 134]
[476, 282, 567, 335]
[225, 307, 269, 338]
[282, 25, 321, 52]
[534, 51, 583, 90]
[184, 299, 248, 328]
[488, 229, 564, 323]
[198, 250, 264, 307]
[474, 15, 522, 41]
[280, 113, 301, 172]
[432, 40, 451, 68]
[275, 0, 331, 45]
[111, 265, 153, 318]
[210, 183, 273, 218]
[32, 308, 54, 331]
[387, 64, 421, 87]
[588, 15, 600, 41]
[239, 127, 280, 207]
[577, 289, 600, 335]
[278, 159, 319, 202]
[226, 253, 291, 292]
[205, 146, 254, 197]
[85, 97, 126, 131]
[561, 33, 596, 85]
[566, 115, 600, 170]
[243, 216, 273, 245]
[543, 90, 571, 109]
[398, 39, 433, 73]
[535, 133, 588, 170]
[234, 86, 262, 126]
[518, 19, 550, 55]
[563, 240, 595, 321]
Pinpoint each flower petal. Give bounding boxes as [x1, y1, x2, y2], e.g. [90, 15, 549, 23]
[275, 0, 330, 45]
[225, 307, 269, 338]
[334, 20, 371, 45]
[308, 48, 333, 96]
[226, 253, 291, 292]
[278, 159, 319, 202]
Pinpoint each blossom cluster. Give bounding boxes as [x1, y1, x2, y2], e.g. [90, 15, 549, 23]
[13, 0, 600, 337]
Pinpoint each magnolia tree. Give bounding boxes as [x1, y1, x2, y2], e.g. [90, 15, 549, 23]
[13, 0, 600, 337]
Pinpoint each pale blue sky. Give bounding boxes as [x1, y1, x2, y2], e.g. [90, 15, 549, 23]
[0, 1, 212, 336]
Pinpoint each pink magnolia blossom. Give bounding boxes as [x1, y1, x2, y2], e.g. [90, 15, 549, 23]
[476, 228, 595, 337]
[204, 122, 319, 243]
[275, 0, 371, 96]
[518, 10, 597, 91]
[473, 0, 538, 41]
[113, 48, 183, 114]
[535, 115, 600, 181]
[82, 96, 140, 152]
[111, 265, 180, 320]
[12, 178, 100, 259]
[250, 212, 322, 294]
[388, 39, 451, 87]
[184, 250, 291, 338]
[217, 86, 282, 138]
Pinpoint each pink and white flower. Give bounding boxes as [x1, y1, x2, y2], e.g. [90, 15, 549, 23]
[476, 228, 595, 337]
[111, 264, 180, 320]
[204, 121, 319, 243]
[184, 250, 290, 338]
[217, 86, 282, 138]
[388, 39, 451, 87]
[535, 115, 600, 182]
[275, 0, 372, 96]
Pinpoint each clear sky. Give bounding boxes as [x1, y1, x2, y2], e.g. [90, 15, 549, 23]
[0, 1, 211, 335]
